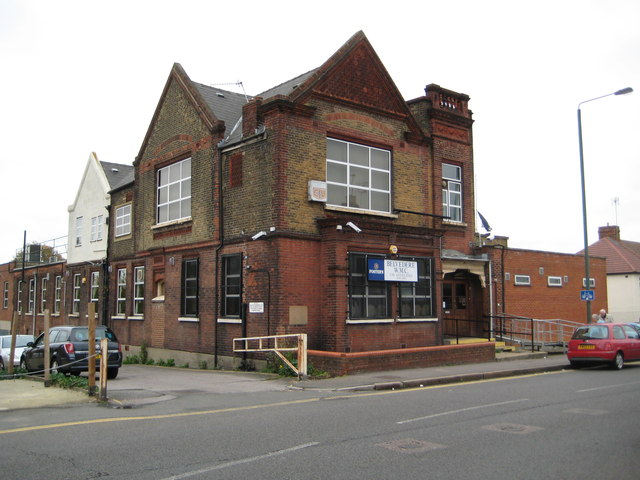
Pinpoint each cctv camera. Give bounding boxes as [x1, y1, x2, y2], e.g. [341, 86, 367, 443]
[346, 222, 362, 233]
[251, 231, 267, 241]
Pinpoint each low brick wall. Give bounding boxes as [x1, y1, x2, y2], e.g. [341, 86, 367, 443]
[308, 343, 496, 377]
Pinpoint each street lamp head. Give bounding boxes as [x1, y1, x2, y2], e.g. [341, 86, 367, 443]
[615, 87, 633, 96]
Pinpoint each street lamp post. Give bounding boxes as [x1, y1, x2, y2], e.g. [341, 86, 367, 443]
[578, 87, 633, 323]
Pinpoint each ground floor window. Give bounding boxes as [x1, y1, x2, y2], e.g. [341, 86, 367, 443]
[348, 253, 390, 319]
[133, 266, 145, 315]
[399, 257, 434, 318]
[116, 269, 127, 315]
[72, 274, 81, 314]
[182, 258, 199, 317]
[54, 276, 61, 314]
[222, 254, 242, 318]
[348, 253, 435, 320]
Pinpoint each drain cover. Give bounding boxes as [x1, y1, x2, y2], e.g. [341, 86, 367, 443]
[482, 423, 543, 435]
[376, 438, 447, 453]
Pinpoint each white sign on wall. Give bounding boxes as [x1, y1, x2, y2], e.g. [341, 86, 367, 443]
[249, 302, 264, 313]
[383, 260, 418, 282]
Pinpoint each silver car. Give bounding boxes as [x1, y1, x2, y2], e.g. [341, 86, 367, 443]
[0, 335, 34, 370]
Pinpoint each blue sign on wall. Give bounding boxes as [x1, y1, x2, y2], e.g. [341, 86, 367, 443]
[368, 259, 385, 281]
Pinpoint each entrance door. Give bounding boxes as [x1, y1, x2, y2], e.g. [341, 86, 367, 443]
[442, 270, 483, 339]
[442, 280, 471, 337]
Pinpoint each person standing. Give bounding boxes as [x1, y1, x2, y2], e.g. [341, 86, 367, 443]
[596, 309, 611, 323]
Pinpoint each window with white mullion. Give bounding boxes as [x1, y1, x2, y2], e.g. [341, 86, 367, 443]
[133, 266, 145, 316]
[157, 158, 192, 224]
[442, 163, 462, 222]
[116, 269, 127, 315]
[326, 139, 390, 213]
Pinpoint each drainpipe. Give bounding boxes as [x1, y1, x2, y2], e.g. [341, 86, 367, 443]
[213, 140, 225, 368]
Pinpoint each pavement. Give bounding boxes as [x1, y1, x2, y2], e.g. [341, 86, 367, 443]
[0, 351, 571, 411]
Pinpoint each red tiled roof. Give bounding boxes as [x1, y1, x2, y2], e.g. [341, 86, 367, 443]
[586, 237, 640, 274]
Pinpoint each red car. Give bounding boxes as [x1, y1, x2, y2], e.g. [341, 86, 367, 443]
[567, 322, 640, 370]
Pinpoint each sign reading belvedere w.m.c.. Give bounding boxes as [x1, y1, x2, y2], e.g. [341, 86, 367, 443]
[368, 259, 418, 282]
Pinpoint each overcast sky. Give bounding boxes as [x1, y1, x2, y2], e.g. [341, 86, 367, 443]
[1, 0, 638, 263]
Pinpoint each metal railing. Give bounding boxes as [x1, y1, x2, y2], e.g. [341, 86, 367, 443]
[489, 314, 583, 352]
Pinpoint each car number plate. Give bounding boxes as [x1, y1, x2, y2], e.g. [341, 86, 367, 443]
[578, 344, 595, 350]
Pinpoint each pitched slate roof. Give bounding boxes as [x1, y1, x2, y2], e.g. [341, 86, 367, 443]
[586, 237, 640, 274]
[193, 82, 248, 139]
[101, 161, 134, 191]
[258, 69, 318, 100]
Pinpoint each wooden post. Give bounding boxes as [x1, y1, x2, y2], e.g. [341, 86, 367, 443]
[43, 310, 51, 386]
[88, 303, 97, 396]
[99, 337, 108, 402]
[297, 334, 308, 380]
[7, 311, 19, 374]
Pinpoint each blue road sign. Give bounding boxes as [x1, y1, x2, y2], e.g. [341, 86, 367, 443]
[580, 290, 595, 301]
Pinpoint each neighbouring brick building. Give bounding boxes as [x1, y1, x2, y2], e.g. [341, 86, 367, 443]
[476, 236, 607, 324]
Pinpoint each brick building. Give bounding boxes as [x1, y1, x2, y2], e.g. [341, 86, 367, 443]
[105, 31, 494, 371]
[476, 236, 607, 323]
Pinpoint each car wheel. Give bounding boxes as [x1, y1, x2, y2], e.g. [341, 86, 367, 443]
[51, 359, 69, 376]
[20, 357, 29, 372]
[0, 357, 4, 370]
[107, 367, 119, 380]
[612, 351, 624, 370]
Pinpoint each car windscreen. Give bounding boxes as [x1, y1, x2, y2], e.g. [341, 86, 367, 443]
[70, 328, 118, 342]
[572, 325, 609, 340]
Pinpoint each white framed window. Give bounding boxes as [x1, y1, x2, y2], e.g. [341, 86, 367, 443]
[582, 278, 596, 288]
[90, 271, 100, 303]
[75, 216, 83, 246]
[3, 281, 8, 309]
[72, 274, 81, 314]
[28, 278, 35, 313]
[91, 215, 103, 241]
[326, 138, 391, 213]
[443, 163, 462, 222]
[40, 277, 48, 312]
[133, 266, 145, 316]
[17, 281, 23, 313]
[117, 268, 127, 315]
[54, 276, 62, 314]
[115, 204, 131, 237]
[157, 157, 191, 224]
[548, 276, 563, 287]
[514, 275, 531, 286]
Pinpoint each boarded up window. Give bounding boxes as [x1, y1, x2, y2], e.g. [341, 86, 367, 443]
[230, 154, 243, 187]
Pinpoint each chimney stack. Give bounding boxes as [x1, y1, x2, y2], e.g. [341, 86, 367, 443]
[598, 225, 620, 241]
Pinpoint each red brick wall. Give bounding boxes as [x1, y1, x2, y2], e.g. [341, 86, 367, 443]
[497, 248, 607, 322]
[309, 343, 495, 376]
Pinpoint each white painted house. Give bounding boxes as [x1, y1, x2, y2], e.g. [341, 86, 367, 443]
[67, 152, 133, 265]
